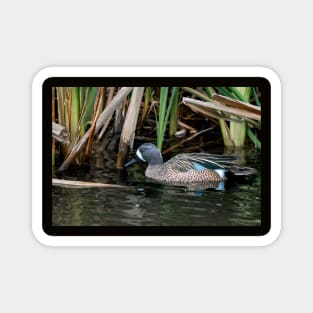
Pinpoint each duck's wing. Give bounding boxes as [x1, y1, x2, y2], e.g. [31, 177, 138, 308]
[168, 153, 256, 175]
[165, 153, 234, 172]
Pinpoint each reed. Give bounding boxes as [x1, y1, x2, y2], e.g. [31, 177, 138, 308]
[85, 87, 105, 159]
[141, 87, 152, 126]
[52, 87, 55, 170]
[117, 87, 144, 168]
[183, 86, 261, 149]
[52, 85, 262, 172]
[55, 87, 99, 158]
[58, 87, 132, 171]
[230, 87, 250, 147]
[169, 87, 179, 136]
[156, 87, 169, 150]
[71, 87, 80, 142]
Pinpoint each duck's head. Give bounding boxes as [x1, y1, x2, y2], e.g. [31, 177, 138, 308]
[124, 143, 163, 168]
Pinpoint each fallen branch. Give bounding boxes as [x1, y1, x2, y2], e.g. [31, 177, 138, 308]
[52, 178, 128, 188]
[52, 122, 70, 144]
[183, 101, 244, 124]
[162, 127, 214, 155]
[182, 97, 260, 121]
[178, 120, 197, 133]
[212, 93, 261, 114]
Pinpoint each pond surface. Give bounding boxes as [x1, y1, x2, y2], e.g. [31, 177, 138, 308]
[52, 148, 261, 227]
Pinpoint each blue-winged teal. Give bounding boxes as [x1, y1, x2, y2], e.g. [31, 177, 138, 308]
[124, 143, 256, 184]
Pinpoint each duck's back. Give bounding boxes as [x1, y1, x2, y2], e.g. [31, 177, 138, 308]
[145, 153, 235, 183]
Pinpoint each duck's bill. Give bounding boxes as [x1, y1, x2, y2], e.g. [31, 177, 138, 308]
[124, 158, 138, 168]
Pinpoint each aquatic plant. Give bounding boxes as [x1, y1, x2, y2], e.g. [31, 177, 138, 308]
[52, 85, 262, 171]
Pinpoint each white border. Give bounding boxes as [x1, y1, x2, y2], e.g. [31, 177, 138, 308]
[32, 66, 281, 246]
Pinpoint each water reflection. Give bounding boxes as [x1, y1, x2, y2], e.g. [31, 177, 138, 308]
[52, 151, 261, 227]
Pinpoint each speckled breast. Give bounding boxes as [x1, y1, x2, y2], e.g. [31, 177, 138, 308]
[145, 165, 224, 183]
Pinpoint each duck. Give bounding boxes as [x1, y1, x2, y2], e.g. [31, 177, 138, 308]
[124, 143, 256, 184]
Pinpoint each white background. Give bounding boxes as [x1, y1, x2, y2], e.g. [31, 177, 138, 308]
[0, 1, 310, 312]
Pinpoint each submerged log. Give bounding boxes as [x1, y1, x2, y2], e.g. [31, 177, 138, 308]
[52, 178, 128, 188]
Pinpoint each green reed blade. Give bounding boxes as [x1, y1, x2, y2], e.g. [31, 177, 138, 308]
[228, 87, 251, 102]
[83, 87, 99, 131]
[247, 127, 261, 149]
[252, 87, 261, 106]
[204, 87, 214, 98]
[215, 87, 235, 99]
[157, 87, 169, 150]
[71, 87, 80, 141]
[169, 87, 179, 136]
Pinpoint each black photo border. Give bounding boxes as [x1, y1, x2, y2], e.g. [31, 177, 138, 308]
[43, 77, 270, 237]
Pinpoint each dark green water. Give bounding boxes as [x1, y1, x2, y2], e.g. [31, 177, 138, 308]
[52, 149, 261, 227]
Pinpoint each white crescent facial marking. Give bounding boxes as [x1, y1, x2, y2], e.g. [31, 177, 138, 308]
[136, 149, 145, 161]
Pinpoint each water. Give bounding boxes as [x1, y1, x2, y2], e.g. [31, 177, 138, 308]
[52, 148, 261, 227]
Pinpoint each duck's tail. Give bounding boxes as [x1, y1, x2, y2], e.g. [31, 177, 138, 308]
[226, 164, 257, 176]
